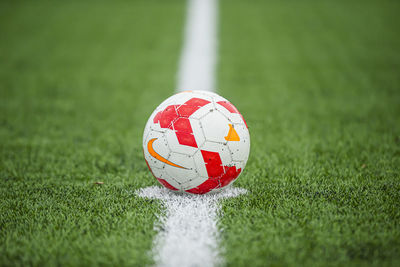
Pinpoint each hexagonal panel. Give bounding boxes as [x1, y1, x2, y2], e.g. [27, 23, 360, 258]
[201, 110, 231, 143]
[164, 152, 198, 185]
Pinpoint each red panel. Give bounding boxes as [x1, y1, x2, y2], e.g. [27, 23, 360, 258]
[153, 112, 162, 124]
[153, 97, 210, 149]
[177, 105, 199, 117]
[185, 178, 220, 194]
[185, 97, 211, 107]
[172, 117, 192, 133]
[186, 150, 242, 194]
[173, 117, 197, 146]
[220, 166, 241, 187]
[177, 97, 210, 117]
[217, 101, 239, 114]
[157, 178, 179, 191]
[176, 132, 197, 148]
[201, 150, 224, 178]
[160, 106, 178, 129]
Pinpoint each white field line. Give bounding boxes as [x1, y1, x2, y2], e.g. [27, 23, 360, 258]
[137, 186, 247, 267]
[176, 0, 218, 92]
[137, 0, 244, 266]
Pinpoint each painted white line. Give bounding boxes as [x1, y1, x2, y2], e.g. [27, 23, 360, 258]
[137, 186, 247, 267]
[138, 0, 235, 266]
[176, 0, 218, 92]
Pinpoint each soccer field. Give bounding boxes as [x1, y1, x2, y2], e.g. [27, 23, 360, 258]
[1, 0, 400, 266]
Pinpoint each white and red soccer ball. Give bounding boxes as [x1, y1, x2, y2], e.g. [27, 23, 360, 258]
[142, 90, 250, 194]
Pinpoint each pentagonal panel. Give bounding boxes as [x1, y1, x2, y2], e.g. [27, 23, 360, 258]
[201, 111, 232, 144]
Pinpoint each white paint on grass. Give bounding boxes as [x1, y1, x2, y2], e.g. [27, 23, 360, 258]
[176, 0, 218, 92]
[137, 0, 240, 266]
[137, 186, 247, 267]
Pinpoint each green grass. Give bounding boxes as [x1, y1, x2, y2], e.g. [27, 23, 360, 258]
[1, 0, 400, 266]
[0, 0, 184, 266]
[218, 0, 400, 266]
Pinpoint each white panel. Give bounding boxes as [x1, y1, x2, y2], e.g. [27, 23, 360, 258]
[227, 123, 250, 162]
[187, 102, 215, 120]
[192, 149, 208, 178]
[148, 165, 164, 179]
[190, 118, 206, 148]
[201, 110, 231, 144]
[160, 172, 183, 190]
[164, 152, 198, 184]
[144, 131, 170, 170]
[181, 175, 208, 191]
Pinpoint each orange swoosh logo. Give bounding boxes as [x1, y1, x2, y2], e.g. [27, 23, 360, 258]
[147, 138, 186, 169]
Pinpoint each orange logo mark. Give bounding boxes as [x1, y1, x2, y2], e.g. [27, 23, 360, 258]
[224, 124, 240, 141]
[147, 138, 186, 169]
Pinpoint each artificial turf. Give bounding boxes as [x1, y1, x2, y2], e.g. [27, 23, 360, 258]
[1, 0, 400, 266]
[218, 0, 400, 266]
[0, 0, 184, 265]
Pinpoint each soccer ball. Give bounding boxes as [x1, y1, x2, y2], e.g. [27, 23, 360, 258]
[142, 90, 250, 194]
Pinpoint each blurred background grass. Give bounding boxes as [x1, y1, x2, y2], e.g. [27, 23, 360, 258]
[0, 0, 184, 265]
[219, 0, 400, 266]
[0, 0, 400, 266]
